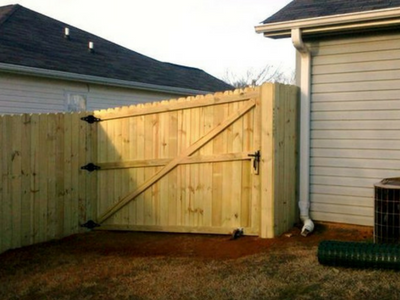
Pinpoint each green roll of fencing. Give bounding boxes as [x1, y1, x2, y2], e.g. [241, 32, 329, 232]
[318, 241, 400, 270]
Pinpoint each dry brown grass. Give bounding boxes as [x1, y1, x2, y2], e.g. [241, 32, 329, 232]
[1, 224, 400, 300]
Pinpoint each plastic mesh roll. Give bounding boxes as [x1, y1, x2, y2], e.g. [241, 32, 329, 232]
[318, 241, 400, 270]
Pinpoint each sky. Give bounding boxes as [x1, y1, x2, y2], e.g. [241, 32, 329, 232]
[0, 0, 295, 81]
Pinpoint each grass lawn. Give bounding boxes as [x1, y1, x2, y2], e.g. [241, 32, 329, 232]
[1, 223, 400, 300]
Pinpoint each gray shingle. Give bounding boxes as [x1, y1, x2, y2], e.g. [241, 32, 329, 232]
[0, 5, 233, 92]
[263, 0, 400, 24]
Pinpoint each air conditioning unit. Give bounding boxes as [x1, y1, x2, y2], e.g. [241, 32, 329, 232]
[374, 178, 400, 244]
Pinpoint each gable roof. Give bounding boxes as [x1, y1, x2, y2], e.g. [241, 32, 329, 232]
[0, 4, 232, 94]
[263, 0, 400, 24]
[256, 0, 400, 39]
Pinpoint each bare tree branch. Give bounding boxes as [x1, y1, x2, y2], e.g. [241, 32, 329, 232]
[222, 65, 295, 88]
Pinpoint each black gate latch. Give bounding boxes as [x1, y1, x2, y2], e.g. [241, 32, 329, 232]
[248, 150, 260, 175]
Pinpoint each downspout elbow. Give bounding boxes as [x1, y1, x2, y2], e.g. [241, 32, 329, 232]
[300, 216, 314, 237]
[292, 28, 309, 54]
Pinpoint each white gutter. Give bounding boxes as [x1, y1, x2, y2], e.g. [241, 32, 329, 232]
[0, 63, 211, 96]
[255, 7, 400, 38]
[291, 28, 314, 237]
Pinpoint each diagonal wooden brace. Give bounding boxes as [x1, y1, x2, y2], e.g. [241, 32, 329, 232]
[97, 99, 256, 224]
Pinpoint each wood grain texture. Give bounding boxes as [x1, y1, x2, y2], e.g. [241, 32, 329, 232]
[0, 112, 95, 254]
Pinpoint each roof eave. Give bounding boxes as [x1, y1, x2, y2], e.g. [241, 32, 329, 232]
[255, 7, 400, 38]
[0, 63, 212, 96]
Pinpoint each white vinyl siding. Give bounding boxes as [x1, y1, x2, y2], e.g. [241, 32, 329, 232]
[0, 73, 183, 114]
[309, 32, 400, 226]
[86, 85, 178, 111]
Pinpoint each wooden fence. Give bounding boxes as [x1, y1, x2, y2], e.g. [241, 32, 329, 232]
[0, 112, 96, 254]
[0, 83, 299, 254]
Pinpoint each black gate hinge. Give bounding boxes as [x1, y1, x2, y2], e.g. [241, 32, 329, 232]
[81, 115, 101, 124]
[81, 163, 101, 172]
[81, 220, 100, 229]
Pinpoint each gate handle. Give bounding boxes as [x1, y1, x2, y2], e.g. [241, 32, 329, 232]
[248, 150, 260, 175]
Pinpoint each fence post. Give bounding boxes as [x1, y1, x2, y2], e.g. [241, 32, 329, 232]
[259, 83, 300, 238]
[260, 83, 275, 238]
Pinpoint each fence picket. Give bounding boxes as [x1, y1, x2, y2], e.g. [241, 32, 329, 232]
[1, 115, 12, 252]
[10, 115, 22, 248]
[63, 113, 72, 236]
[21, 114, 32, 246]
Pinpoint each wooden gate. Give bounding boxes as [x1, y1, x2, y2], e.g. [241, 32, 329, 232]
[85, 83, 298, 238]
[90, 87, 261, 236]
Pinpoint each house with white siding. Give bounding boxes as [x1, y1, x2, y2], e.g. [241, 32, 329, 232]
[0, 4, 232, 114]
[256, 0, 400, 230]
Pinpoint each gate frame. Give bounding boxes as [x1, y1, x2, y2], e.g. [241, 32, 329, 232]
[90, 83, 299, 238]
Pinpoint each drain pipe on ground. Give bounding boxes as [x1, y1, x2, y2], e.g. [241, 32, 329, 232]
[291, 28, 314, 237]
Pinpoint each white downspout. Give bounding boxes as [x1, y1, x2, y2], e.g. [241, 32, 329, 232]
[291, 28, 314, 236]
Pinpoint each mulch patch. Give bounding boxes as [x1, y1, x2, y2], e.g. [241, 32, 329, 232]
[1, 222, 373, 261]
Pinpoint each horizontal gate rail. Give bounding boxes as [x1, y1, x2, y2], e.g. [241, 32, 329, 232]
[94, 91, 259, 121]
[95, 224, 260, 236]
[97, 152, 252, 170]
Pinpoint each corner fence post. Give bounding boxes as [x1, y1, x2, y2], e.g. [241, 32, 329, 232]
[259, 83, 275, 238]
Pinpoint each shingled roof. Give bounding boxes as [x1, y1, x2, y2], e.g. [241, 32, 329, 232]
[0, 4, 232, 93]
[263, 0, 400, 24]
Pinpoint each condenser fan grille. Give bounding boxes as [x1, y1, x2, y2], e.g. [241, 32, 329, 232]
[375, 179, 400, 244]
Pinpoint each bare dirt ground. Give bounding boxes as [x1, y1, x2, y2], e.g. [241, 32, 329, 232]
[2, 222, 400, 300]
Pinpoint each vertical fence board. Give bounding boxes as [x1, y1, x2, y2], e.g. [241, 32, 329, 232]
[211, 104, 225, 227]
[159, 108, 168, 225]
[55, 114, 65, 238]
[127, 113, 136, 225]
[11, 115, 22, 248]
[136, 113, 145, 225]
[85, 112, 98, 226]
[168, 110, 178, 226]
[180, 104, 190, 226]
[97, 120, 107, 222]
[1, 115, 12, 252]
[220, 102, 231, 228]
[260, 84, 275, 238]
[176, 106, 186, 226]
[106, 119, 117, 225]
[30, 114, 40, 244]
[289, 86, 299, 226]
[199, 105, 213, 227]
[190, 106, 199, 226]
[70, 114, 80, 233]
[114, 117, 123, 224]
[231, 100, 243, 228]
[152, 112, 160, 226]
[250, 94, 261, 234]
[63, 113, 72, 236]
[47, 114, 57, 239]
[78, 112, 91, 228]
[144, 110, 154, 225]
[21, 114, 32, 246]
[284, 86, 299, 232]
[275, 85, 285, 234]
[121, 113, 130, 224]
